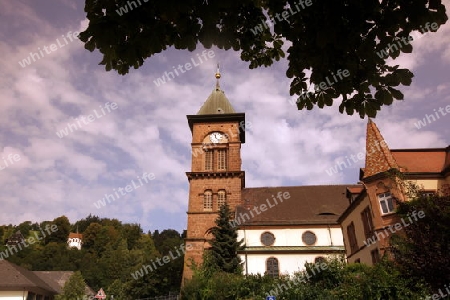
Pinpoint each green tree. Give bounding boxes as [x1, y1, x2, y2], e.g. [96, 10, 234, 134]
[46, 216, 71, 244]
[16, 221, 32, 237]
[0, 226, 4, 244]
[56, 271, 87, 300]
[153, 229, 182, 254]
[100, 218, 123, 231]
[73, 214, 101, 233]
[100, 239, 131, 287]
[181, 257, 428, 300]
[107, 279, 128, 300]
[207, 203, 244, 274]
[82, 222, 102, 251]
[390, 194, 450, 292]
[121, 223, 143, 250]
[79, 0, 447, 117]
[152, 230, 185, 295]
[79, 251, 103, 291]
[94, 226, 120, 255]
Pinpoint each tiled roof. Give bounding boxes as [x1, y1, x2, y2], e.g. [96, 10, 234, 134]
[237, 185, 360, 226]
[363, 119, 398, 178]
[445, 148, 450, 171]
[347, 187, 364, 194]
[0, 260, 57, 293]
[391, 149, 448, 173]
[68, 233, 83, 239]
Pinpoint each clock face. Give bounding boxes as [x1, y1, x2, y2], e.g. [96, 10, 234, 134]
[210, 132, 223, 144]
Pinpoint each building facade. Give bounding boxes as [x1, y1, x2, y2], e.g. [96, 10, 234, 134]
[183, 73, 246, 280]
[182, 73, 450, 280]
[67, 232, 83, 250]
[182, 73, 352, 280]
[339, 120, 450, 264]
[235, 185, 355, 276]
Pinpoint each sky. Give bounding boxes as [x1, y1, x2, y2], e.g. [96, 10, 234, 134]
[0, 0, 449, 233]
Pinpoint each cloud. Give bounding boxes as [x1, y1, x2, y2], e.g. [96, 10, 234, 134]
[0, 1, 448, 232]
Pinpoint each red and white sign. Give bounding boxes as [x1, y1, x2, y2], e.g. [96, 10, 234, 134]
[94, 288, 106, 299]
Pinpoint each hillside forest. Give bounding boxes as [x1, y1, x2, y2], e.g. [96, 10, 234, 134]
[0, 215, 184, 298]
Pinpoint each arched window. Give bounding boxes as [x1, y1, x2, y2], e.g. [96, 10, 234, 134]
[205, 150, 213, 171]
[266, 257, 279, 278]
[218, 190, 226, 208]
[217, 149, 227, 170]
[203, 190, 212, 211]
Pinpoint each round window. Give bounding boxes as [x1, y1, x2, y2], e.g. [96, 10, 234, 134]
[261, 232, 275, 246]
[302, 231, 317, 245]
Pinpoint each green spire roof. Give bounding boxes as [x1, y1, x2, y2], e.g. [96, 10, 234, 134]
[196, 66, 236, 115]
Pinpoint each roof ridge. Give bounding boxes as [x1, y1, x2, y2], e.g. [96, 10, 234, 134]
[0, 260, 57, 293]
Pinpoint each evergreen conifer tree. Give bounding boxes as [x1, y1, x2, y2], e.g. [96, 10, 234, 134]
[208, 203, 244, 274]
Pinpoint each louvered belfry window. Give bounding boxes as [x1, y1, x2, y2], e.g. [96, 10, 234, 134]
[218, 149, 227, 170]
[205, 150, 213, 171]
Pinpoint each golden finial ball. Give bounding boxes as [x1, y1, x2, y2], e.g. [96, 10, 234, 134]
[215, 72, 221, 79]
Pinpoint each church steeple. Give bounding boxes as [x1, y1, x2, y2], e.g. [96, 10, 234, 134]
[183, 69, 246, 280]
[196, 65, 236, 115]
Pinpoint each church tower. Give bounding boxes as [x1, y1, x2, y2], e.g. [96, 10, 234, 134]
[182, 68, 246, 280]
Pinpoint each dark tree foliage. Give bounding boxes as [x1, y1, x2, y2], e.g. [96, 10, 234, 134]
[82, 222, 102, 251]
[208, 203, 244, 274]
[45, 216, 71, 244]
[122, 223, 143, 250]
[153, 229, 182, 254]
[150, 229, 185, 294]
[79, 0, 447, 117]
[390, 194, 450, 292]
[181, 257, 428, 300]
[16, 221, 32, 236]
[73, 214, 102, 233]
[1, 216, 185, 299]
